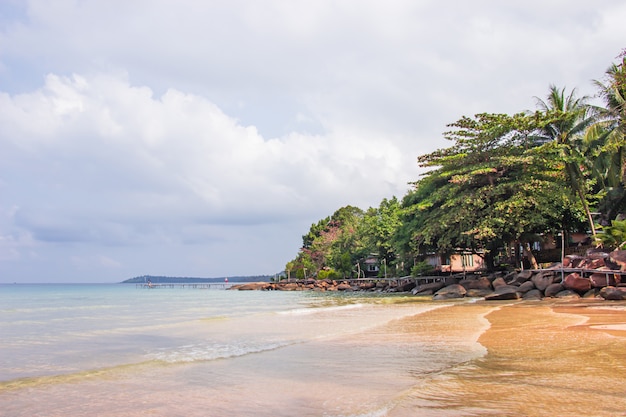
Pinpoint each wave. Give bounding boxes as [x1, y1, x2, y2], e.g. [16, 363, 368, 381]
[144, 339, 295, 364]
[277, 303, 365, 316]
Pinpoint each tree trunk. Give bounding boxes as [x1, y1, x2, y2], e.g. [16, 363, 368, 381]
[522, 242, 539, 270]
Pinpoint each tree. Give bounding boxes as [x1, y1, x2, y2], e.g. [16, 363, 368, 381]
[588, 51, 626, 224]
[400, 112, 584, 269]
[359, 197, 402, 274]
[534, 85, 599, 240]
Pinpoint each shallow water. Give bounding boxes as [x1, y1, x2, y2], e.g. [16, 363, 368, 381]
[1, 285, 625, 416]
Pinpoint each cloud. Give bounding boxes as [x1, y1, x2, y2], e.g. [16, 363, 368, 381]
[0, 0, 625, 282]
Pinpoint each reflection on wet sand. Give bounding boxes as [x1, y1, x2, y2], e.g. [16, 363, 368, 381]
[391, 300, 626, 417]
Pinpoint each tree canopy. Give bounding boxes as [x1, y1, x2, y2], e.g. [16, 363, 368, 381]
[285, 50, 626, 278]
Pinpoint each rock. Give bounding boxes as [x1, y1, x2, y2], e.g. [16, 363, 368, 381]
[517, 281, 535, 294]
[359, 282, 376, 290]
[459, 277, 492, 290]
[532, 272, 555, 292]
[414, 281, 446, 294]
[582, 289, 597, 299]
[233, 282, 272, 291]
[522, 289, 543, 300]
[555, 290, 581, 299]
[544, 283, 565, 297]
[580, 258, 606, 269]
[485, 285, 520, 301]
[599, 286, 626, 300]
[609, 250, 626, 271]
[492, 277, 508, 289]
[433, 284, 467, 300]
[589, 273, 617, 288]
[586, 248, 610, 259]
[397, 281, 417, 292]
[336, 283, 352, 291]
[563, 273, 592, 293]
[564, 255, 584, 268]
[466, 288, 493, 297]
[412, 289, 434, 296]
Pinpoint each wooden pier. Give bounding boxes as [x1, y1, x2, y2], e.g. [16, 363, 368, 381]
[136, 283, 233, 289]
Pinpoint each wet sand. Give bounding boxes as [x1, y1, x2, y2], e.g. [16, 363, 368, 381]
[389, 300, 626, 417]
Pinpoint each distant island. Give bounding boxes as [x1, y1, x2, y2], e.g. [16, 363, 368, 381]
[120, 275, 273, 284]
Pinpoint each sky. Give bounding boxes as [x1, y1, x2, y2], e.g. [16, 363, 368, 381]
[1, 1, 625, 283]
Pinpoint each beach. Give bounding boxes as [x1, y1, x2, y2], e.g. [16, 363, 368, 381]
[1, 285, 625, 416]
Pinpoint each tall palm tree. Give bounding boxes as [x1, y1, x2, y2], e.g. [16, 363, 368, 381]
[535, 85, 599, 240]
[587, 53, 626, 224]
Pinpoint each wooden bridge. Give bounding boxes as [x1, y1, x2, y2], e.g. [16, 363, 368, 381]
[136, 283, 233, 289]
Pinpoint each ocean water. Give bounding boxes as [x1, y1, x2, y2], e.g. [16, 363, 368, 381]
[1, 284, 626, 417]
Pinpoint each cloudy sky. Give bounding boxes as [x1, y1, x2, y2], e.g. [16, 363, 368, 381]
[1, 1, 625, 283]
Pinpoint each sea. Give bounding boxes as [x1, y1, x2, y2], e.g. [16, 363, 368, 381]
[1, 283, 626, 417]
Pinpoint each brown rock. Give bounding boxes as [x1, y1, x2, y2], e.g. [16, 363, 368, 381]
[233, 282, 272, 291]
[532, 272, 555, 292]
[517, 281, 535, 294]
[563, 273, 592, 293]
[413, 282, 445, 294]
[433, 284, 467, 300]
[599, 286, 626, 300]
[485, 286, 520, 301]
[544, 283, 565, 297]
[466, 288, 493, 297]
[609, 250, 626, 271]
[589, 273, 617, 288]
[555, 290, 581, 299]
[492, 277, 507, 289]
[459, 277, 492, 290]
[522, 289, 543, 300]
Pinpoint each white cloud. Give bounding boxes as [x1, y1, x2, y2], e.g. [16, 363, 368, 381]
[0, 0, 624, 282]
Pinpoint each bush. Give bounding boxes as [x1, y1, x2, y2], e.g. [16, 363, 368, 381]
[317, 268, 341, 280]
[411, 261, 435, 277]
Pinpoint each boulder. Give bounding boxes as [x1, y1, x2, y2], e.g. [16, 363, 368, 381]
[359, 282, 376, 290]
[564, 255, 584, 268]
[459, 277, 492, 290]
[582, 289, 597, 299]
[609, 250, 626, 271]
[466, 288, 493, 297]
[336, 283, 352, 291]
[563, 273, 592, 294]
[484, 285, 520, 301]
[433, 284, 467, 300]
[234, 282, 272, 291]
[522, 289, 543, 300]
[397, 281, 417, 292]
[589, 273, 617, 288]
[492, 277, 508, 289]
[517, 281, 535, 294]
[532, 272, 555, 292]
[599, 286, 626, 300]
[544, 283, 565, 298]
[555, 290, 581, 300]
[414, 281, 446, 294]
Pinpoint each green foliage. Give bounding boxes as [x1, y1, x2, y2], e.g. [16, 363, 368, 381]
[597, 219, 626, 250]
[317, 268, 341, 280]
[411, 261, 435, 277]
[286, 50, 626, 275]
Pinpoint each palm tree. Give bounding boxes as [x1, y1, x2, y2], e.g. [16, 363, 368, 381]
[535, 85, 599, 240]
[587, 53, 626, 224]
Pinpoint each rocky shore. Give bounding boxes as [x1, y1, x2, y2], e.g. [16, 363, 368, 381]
[231, 249, 626, 301]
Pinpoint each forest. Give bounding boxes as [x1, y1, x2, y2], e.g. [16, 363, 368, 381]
[285, 50, 626, 280]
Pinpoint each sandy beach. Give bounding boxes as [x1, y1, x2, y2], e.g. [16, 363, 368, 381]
[386, 299, 626, 417]
[2, 285, 626, 417]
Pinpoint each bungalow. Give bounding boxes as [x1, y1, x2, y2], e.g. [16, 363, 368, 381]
[424, 251, 485, 273]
